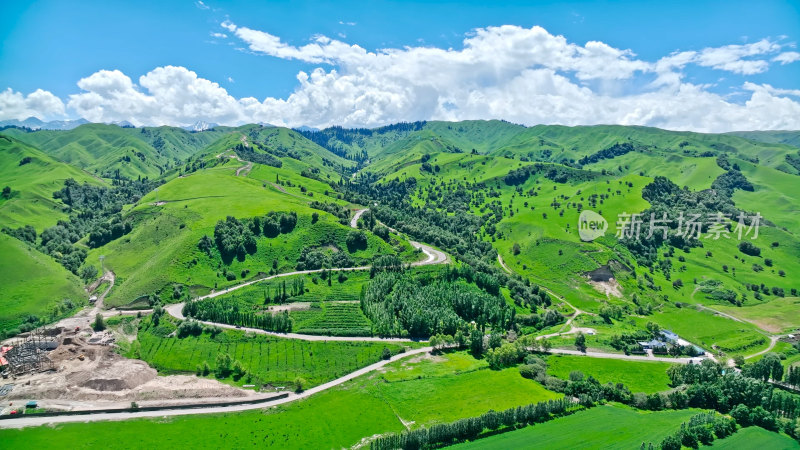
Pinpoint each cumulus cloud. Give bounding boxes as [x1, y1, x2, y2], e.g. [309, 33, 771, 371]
[1, 23, 799, 132]
[773, 51, 800, 65]
[0, 88, 66, 121]
[67, 67, 244, 126]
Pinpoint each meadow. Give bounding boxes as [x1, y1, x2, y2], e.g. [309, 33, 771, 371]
[0, 135, 104, 231]
[0, 233, 86, 334]
[710, 426, 800, 449]
[449, 404, 702, 449]
[130, 316, 408, 388]
[642, 305, 771, 357]
[545, 354, 674, 394]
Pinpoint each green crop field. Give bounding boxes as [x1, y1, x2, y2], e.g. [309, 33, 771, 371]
[129, 316, 408, 388]
[546, 354, 674, 394]
[449, 404, 702, 449]
[290, 302, 373, 336]
[0, 348, 560, 449]
[711, 426, 800, 449]
[374, 351, 561, 424]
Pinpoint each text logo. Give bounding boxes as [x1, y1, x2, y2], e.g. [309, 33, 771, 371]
[579, 210, 608, 242]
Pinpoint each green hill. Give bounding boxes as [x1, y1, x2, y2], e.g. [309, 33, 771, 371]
[2, 124, 223, 180]
[88, 163, 410, 307]
[0, 135, 105, 231]
[0, 233, 86, 335]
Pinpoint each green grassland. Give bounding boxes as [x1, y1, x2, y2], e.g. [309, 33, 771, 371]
[0, 233, 87, 333]
[546, 354, 674, 394]
[732, 159, 800, 232]
[714, 297, 800, 334]
[130, 315, 408, 388]
[374, 351, 561, 424]
[489, 124, 797, 171]
[0, 387, 406, 450]
[587, 151, 725, 190]
[641, 306, 770, 357]
[711, 426, 800, 449]
[0, 135, 105, 230]
[88, 165, 405, 307]
[449, 404, 705, 450]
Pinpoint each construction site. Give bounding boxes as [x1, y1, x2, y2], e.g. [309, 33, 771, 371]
[0, 322, 256, 415]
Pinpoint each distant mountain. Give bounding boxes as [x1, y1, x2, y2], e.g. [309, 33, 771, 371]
[293, 125, 319, 132]
[727, 130, 800, 149]
[0, 117, 89, 130]
[184, 121, 219, 132]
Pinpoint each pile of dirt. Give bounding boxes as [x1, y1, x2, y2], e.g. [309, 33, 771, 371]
[6, 329, 252, 403]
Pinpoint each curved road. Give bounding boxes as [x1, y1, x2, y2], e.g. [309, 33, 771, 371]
[165, 209, 448, 342]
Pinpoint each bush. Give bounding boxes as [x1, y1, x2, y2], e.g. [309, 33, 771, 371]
[738, 241, 761, 257]
[92, 313, 105, 331]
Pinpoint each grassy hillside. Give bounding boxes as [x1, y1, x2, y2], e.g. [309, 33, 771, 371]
[491, 125, 798, 172]
[2, 124, 223, 180]
[728, 130, 800, 149]
[88, 163, 406, 307]
[0, 233, 86, 334]
[0, 135, 105, 231]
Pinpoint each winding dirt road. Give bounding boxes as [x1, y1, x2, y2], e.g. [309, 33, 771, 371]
[163, 210, 449, 342]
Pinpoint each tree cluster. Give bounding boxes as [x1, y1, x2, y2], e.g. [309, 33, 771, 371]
[360, 270, 513, 338]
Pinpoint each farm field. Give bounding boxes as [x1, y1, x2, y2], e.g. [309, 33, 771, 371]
[373, 352, 561, 425]
[546, 354, 674, 394]
[0, 386, 405, 450]
[711, 426, 800, 449]
[129, 316, 408, 388]
[449, 404, 702, 449]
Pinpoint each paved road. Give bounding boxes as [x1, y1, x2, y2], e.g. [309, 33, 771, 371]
[544, 348, 705, 364]
[350, 208, 368, 228]
[0, 346, 432, 429]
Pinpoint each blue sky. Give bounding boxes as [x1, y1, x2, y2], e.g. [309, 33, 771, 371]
[1, 0, 799, 131]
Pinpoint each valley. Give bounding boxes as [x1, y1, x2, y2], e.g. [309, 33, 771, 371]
[1, 121, 799, 448]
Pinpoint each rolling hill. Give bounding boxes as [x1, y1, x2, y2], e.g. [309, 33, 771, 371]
[0, 135, 106, 231]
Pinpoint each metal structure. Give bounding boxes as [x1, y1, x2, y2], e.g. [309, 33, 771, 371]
[1, 327, 61, 376]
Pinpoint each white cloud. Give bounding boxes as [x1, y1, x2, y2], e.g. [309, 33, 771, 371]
[2, 24, 799, 132]
[210, 32, 227, 39]
[773, 51, 800, 65]
[195, 1, 209, 10]
[694, 39, 781, 74]
[67, 67, 244, 127]
[0, 88, 66, 121]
